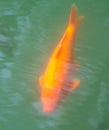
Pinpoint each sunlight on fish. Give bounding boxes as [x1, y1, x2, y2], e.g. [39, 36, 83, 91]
[39, 5, 84, 113]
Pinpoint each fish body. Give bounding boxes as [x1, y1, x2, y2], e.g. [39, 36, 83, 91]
[39, 6, 83, 113]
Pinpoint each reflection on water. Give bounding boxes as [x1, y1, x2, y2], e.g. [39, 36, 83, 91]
[0, 0, 109, 130]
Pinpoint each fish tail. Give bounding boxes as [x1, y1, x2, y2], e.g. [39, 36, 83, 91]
[68, 5, 77, 25]
[53, 6, 84, 61]
[68, 5, 84, 29]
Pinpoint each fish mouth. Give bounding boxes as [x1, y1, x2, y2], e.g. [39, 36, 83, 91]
[41, 99, 57, 113]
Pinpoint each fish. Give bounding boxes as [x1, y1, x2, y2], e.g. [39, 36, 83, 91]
[39, 6, 84, 113]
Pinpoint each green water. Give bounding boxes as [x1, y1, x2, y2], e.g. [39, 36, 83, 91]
[0, 0, 109, 130]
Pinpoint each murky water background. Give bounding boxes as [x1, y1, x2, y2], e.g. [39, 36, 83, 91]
[0, 0, 109, 130]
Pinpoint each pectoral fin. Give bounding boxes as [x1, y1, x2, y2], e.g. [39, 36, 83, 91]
[70, 79, 80, 91]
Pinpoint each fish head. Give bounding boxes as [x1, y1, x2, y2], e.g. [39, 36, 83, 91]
[41, 86, 61, 113]
[39, 75, 61, 113]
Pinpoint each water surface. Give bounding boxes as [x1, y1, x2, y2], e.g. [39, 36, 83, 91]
[0, 0, 109, 130]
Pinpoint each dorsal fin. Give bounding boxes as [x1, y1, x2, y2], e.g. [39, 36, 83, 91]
[55, 32, 68, 58]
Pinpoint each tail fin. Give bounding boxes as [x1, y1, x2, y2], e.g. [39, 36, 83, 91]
[68, 5, 84, 28]
[68, 5, 77, 25]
